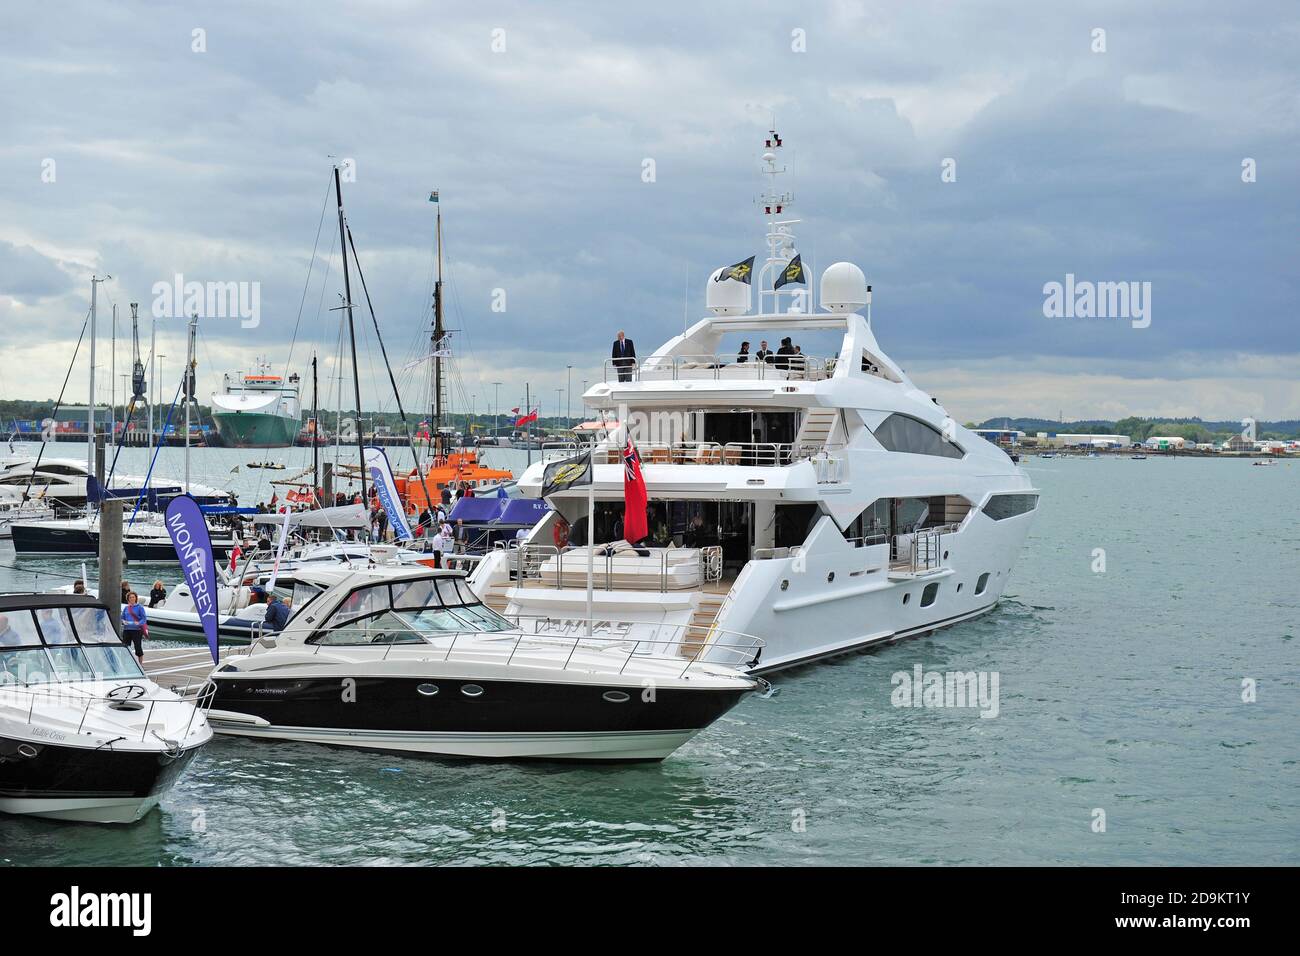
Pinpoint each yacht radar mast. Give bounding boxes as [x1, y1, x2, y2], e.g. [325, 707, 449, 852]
[757, 130, 808, 315]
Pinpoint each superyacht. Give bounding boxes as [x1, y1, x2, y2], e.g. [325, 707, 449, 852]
[469, 133, 1039, 672]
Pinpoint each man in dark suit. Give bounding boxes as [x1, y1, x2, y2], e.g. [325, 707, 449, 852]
[755, 340, 772, 362]
[612, 330, 636, 382]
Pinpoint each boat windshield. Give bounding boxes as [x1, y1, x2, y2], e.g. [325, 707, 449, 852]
[0, 606, 144, 685]
[309, 576, 514, 646]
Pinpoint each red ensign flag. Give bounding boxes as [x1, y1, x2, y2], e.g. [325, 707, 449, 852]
[622, 439, 648, 544]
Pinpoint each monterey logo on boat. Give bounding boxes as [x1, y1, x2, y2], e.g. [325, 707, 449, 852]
[151, 272, 261, 328]
[49, 886, 152, 936]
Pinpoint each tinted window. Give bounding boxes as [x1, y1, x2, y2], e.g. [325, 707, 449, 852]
[983, 494, 1039, 520]
[0, 611, 41, 648]
[873, 414, 964, 459]
[921, 582, 939, 608]
[975, 572, 991, 595]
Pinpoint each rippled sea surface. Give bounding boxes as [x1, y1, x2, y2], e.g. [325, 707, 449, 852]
[2, 448, 1297, 865]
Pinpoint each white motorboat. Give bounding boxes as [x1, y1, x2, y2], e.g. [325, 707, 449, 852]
[0, 592, 212, 823]
[204, 565, 761, 761]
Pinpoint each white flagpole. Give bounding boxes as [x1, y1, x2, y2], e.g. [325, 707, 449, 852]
[266, 509, 292, 593]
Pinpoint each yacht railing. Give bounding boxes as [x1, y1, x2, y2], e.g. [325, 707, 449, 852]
[894, 526, 958, 573]
[605, 354, 832, 384]
[513, 544, 724, 592]
[592, 440, 795, 467]
[0, 684, 213, 746]
[238, 620, 763, 679]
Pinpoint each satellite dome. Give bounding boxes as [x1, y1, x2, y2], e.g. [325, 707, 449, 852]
[820, 262, 868, 313]
[706, 267, 751, 315]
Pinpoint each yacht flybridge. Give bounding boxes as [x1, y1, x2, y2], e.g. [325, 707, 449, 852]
[471, 132, 1039, 673]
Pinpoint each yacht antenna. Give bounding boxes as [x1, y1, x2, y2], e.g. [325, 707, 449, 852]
[757, 131, 804, 315]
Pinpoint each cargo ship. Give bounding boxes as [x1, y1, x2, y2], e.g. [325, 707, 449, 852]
[210, 363, 302, 448]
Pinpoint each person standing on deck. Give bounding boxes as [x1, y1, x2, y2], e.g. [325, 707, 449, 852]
[612, 330, 636, 382]
[121, 592, 147, 664]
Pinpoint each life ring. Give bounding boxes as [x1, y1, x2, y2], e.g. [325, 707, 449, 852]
[553, 517, 570, 549]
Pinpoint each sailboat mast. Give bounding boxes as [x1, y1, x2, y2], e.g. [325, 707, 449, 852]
[312, 353, 320, 503]
[334, 164, 367, 501]
[432, 199, 444, 458]
[109, 304, 117, 441]
[87, 276, 98, 493]
[184, 313, 196, 493]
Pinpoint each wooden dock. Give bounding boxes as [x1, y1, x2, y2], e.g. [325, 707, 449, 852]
[141, 646, 241, 697]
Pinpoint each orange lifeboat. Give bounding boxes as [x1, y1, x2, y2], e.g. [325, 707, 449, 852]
[396, 451, 513, 510]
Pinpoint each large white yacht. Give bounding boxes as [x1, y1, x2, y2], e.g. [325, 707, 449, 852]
[469, 133, 1039, 673]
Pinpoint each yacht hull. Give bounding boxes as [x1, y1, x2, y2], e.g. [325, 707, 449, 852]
[0, 736, 202, 824]
[207, 674, 747, 762]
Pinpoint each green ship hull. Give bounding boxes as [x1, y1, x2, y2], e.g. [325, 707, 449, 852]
[211, 411, 299, 448]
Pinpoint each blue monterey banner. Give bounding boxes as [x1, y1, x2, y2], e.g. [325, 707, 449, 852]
[165, 493, 220, 663]
[363, 445, 413, 541]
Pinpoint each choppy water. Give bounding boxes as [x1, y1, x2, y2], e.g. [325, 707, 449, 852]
[2, 449, 1297, 865]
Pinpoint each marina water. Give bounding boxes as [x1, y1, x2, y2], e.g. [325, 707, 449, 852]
[1, 446, 1295, 865]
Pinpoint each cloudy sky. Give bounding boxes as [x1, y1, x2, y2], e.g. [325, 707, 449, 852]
[1, 1, 1296, 424]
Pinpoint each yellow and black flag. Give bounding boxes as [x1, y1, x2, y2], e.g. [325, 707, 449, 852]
[714, 255, 756, 284]
[541, 451, 592, 497]
[774, 253, 806, 289]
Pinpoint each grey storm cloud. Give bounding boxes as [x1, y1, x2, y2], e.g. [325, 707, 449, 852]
[0, 0, 1296, 414]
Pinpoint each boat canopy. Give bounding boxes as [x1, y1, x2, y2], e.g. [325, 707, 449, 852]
[251, 503, 368, 529]
[448, 496, 549, 527]
[499, 498, 549, 526]
[448, 497, 506, 523]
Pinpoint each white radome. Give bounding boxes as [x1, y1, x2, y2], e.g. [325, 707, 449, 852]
[706, 267, 752, 315]
[820, 261, 869, 313]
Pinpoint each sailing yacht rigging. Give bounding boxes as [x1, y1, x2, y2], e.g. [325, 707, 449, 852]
[468, 132, 1040, 672]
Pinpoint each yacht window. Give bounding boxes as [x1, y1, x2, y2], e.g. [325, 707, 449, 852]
[392, 578, 440, 610]
[81, 644, 145, 680]
[330, 584, 390, 626]
[983, 494, 1039, 520]
[315, 611, 424, 645]
[289, 581, 324, 620]
[872, 414, 964, 459]
[0, 610, 42, 648]
[975, 572, 991, 595]
[394, 607, 475, 633]
[445, 603, 513, 632]
[920, 583, 940, 608]
[0, 648, 54, 684]
[435, 578, 467, 607]
[45, 645, 95, 681]
[69, 607, 119, 644]
[35, 608, 77, 645]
